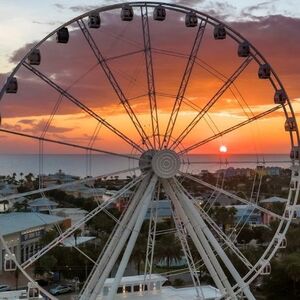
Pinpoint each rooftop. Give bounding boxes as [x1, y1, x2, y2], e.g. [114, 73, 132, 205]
[28, 197, 58, 207]
[0, 290, 43, 299]
[62, 236, 96, 247]
[0, 212, 65, 236]
[260, 196, 287, 203]
[99, 286, 221, 300]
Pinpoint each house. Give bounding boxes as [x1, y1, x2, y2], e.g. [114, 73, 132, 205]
[227, 205, 262, 225]
[28, 197, 58, 213]
[145, 200, 172, 220]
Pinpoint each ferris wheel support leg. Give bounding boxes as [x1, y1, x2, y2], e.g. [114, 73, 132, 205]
[106, 175, 158, 300]
[162, 180, 227, 297]
[143, 187, 159, 288]
[171, 204, 205, 299]
[81, 175, 152, 299]
[88, 175, 157, 300]
[80, 193, 139, 299]
[172, 179, 256, 300]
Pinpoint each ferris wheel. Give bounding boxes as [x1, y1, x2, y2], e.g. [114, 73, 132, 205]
[0, 2, 299, 300]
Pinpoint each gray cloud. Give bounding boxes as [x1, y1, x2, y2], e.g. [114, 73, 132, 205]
[174, 0, 205, 7]
[69, 5, 102, 13]
[53, 3, 65, 10]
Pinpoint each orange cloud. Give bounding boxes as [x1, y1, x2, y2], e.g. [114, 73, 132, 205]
[0, 12, 299, 154]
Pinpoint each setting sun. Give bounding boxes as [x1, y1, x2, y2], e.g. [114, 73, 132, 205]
[219, 145, 228, 153]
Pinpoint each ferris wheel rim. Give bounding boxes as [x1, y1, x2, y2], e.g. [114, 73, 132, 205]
[0, 1, 299, 299]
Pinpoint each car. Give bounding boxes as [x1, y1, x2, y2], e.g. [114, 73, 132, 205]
[49, 285, 72, 295]
[0, 284, 10, 292]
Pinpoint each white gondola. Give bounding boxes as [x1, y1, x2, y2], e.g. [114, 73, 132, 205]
[214, 24, 226, 39]
[56, 27, 69, 43]
[261, 262, 271, 275]
[290, 180, 298, 191]
[27, 282, 40, 299]
[153, 5, 166, 21]
[285, 206, 298, 219]
[121, 5, 133, 21]
[5, 77, 18, 93]
[4, 253, 17, 271]
[185, 11, 198, 27]
[285, 117, 297, 131]
[88, 12, 101, 28]
[290, 146, 300, 159]
[28, 49, 41, 65]
[275, 236, 287, 249]
[258, 63, 271, 79]
[238, 41, 250, 57]
[274, 89, 287, 105]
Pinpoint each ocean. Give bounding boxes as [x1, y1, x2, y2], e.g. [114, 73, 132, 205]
[0, 154, 291, 179]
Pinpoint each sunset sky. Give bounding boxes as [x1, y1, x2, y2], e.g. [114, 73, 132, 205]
[0, 0, 300, 155]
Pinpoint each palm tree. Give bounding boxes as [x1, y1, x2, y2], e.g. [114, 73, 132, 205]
[156, 234, 182, 269]
[283, 253, 300, 295]
[212, 206, 236, 232]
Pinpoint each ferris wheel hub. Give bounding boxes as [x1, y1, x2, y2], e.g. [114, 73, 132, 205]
[151, 149, 180, 178]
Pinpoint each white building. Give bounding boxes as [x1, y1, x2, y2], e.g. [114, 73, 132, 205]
[42, 169, 80, 187]
[99, 275, 221, 300]
[62, 184, 106, 199]
[0, 212, 66, 272]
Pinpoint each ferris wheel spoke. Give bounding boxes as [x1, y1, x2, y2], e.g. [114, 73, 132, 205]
[180, 104, 283, 155]
[0, 127, 139, 162]
[20, 175, 143, 270]
[163, 19, 207, 148]
[180, 172, 288, 222]
[76, 19, 152, 150]
[22, 62, 143, 153]
[171, 57, 253, 150]
[1, 166, 139, 203]
[141, 5, 160, 149]
[174, 179, 253, 270]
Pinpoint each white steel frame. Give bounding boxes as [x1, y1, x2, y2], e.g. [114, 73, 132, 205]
[0, 2, 299, 300]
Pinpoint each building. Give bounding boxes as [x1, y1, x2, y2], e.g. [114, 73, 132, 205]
[0, 289, 43, 299]
[145, 200, 172, 220]
[28, 197, 58, 213]
[52, 207, 88, 232]
[0, 184, 18, 196]
[61, 236, 96, 247]
[62, 184, 106, 199]
[260, 196, 287, 204]
[260, 197, 287, 225]
[227, 205, 262, 225]
[42, 169, 80, 187]
[0, 212, 67, 272]
[100, 274, 221, 300]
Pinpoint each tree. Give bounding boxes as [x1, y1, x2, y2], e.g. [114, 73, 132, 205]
[212, 206, 236, 232]
[156, 234, 182, 269]
[35, 255, 58, 276]
[283, 253, 300, 296]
